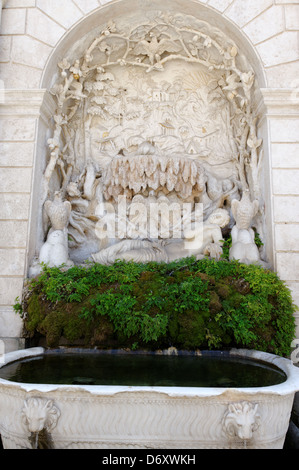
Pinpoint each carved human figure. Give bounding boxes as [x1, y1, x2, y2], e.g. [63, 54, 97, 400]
[126, 192, 182, 240]
[91, 238, 168, 265]
[83, 161, 97, 201]
[164, 208, 230, 262]
[229, 191, 261, 265]
[91, 203, 229, 265]
[126, 194, 151, 239]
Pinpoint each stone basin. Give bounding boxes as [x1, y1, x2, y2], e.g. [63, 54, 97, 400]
[0, 347, 299, 449]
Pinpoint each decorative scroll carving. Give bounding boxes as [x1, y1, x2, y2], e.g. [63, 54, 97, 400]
[32, 11, 265, 270]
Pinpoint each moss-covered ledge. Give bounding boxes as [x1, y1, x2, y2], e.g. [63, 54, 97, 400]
[14, 257, 297, 357]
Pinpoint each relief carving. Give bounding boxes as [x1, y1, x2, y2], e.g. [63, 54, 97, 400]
[222, 401, 261, 441]
[21, 397, 61, 449]
[31, 12, 266, 272]
[229, 190, 264, 266]
[21, 397, 60, 434]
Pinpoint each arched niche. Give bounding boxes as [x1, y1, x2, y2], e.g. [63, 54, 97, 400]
[41, 0, 267, 91]
[28, 0, 272, 274]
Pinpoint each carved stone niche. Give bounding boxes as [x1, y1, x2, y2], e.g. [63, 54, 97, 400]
[30, 11, 266, 274]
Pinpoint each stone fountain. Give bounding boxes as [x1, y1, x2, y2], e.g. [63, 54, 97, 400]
[5, 11, 296, 451]
[0, 347, 299, 449]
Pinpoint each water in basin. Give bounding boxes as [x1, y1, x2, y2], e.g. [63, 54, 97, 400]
[0, 351, 287, 388]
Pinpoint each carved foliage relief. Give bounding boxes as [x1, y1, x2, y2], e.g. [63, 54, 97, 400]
[36, 12, 264, 268]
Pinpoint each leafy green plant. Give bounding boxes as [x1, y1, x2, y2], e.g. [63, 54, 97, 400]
[16, 258, 297, 356]
[13, 297, 23, 315]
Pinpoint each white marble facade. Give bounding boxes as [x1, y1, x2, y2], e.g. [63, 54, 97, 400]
[0, 0, 298, 351]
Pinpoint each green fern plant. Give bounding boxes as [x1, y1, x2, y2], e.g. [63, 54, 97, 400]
[15, 258, 297, 356]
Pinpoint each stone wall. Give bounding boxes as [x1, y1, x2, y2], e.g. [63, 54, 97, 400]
[0, 0, 298, 351]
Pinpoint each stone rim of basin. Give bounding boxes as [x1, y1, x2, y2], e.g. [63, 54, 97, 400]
[0, 347, 299, 397]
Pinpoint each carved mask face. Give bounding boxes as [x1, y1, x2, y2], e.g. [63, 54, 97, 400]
[233, 412, 257, 440]
[22, 398, 60, 434]
[26, 412, 48, 433]
[223, 402, 260, 442]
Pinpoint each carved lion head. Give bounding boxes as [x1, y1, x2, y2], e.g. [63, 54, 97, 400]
[21, 397, 60, 434]
[222, 401, 260, 441]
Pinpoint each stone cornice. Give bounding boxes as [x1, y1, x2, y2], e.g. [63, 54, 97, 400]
[257, 89, 299, 117]
[0, 90, 56, 123]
